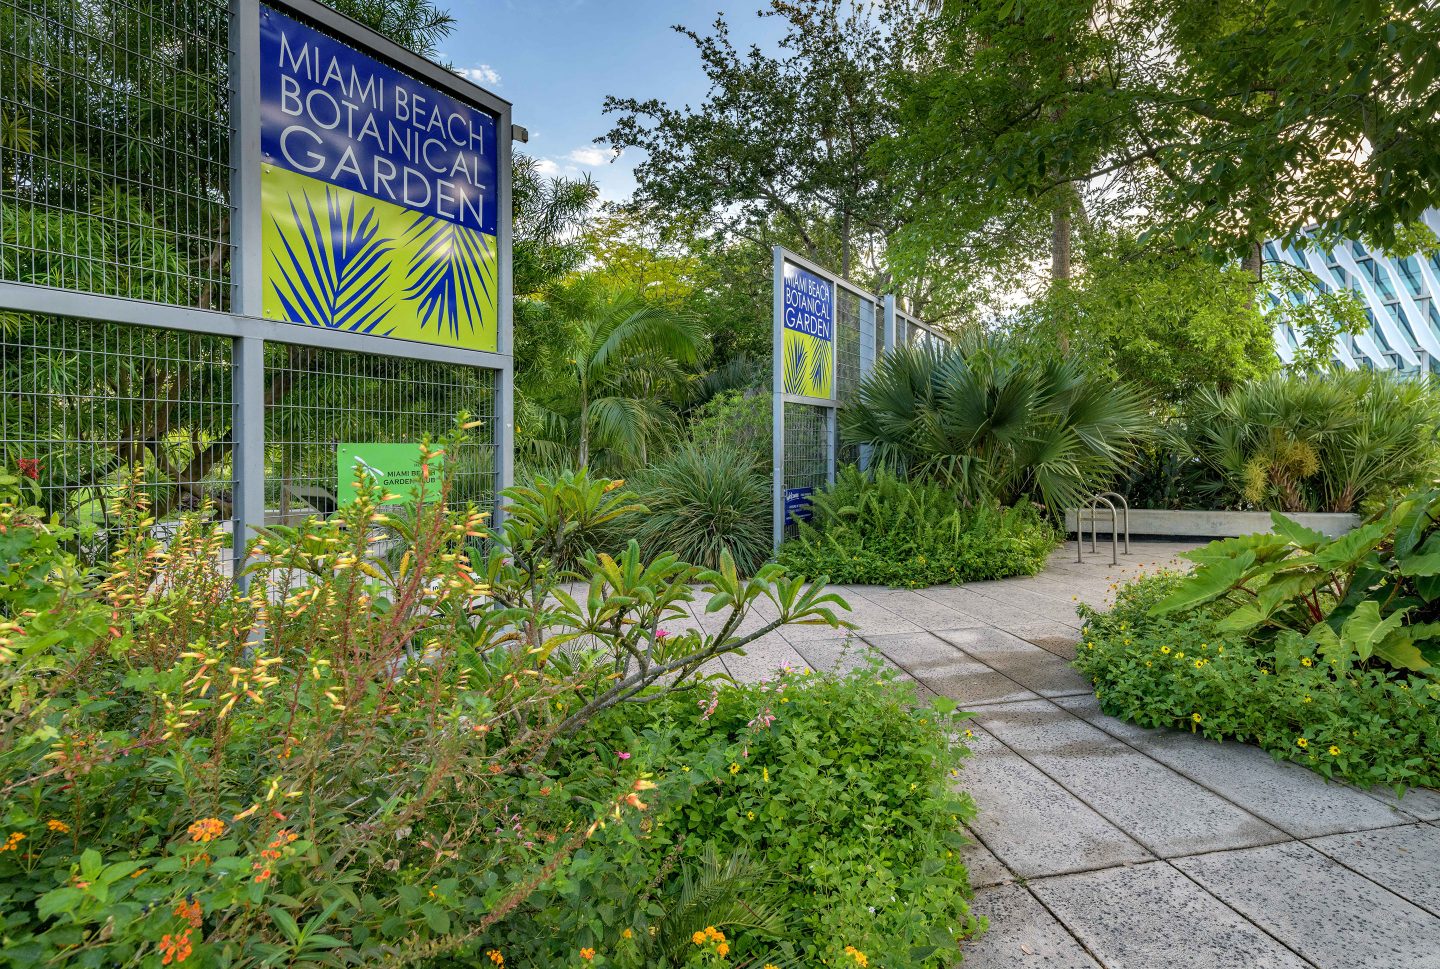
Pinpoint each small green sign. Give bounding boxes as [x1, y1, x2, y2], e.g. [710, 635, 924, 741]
[335, 443, 444, 507]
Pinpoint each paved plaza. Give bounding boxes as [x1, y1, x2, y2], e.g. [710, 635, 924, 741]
[683, 541, 1440, 969]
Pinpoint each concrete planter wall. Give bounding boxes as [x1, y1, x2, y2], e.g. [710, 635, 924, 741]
[1065, 507, 1360, 540]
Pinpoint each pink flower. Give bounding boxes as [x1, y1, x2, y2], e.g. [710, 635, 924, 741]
[616, 751, 631, 760]
[656, 629, 670, 639]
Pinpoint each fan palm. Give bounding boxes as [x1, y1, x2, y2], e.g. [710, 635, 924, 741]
[840, 334, 1152, 513]
[549, 281, 704, 469]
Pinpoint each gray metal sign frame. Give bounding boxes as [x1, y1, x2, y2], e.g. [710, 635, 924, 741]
[0, 0, 515, 576]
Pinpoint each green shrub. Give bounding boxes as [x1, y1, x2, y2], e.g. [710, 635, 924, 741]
[777, 466, 1060, 587]
[0, 439, 851, 968]
[619, 445, 772, 573]
[685, 390, 771, 473]
[1186, 369, 1440, 514]
[840, 334, 1153, 512]
[503, 661, 983, 967]
[1076, 572, 1440, 791]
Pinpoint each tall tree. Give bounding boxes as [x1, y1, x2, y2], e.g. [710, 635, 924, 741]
[889, 0, 1440, 265]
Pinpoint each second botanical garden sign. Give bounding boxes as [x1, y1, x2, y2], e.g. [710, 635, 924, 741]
[258, 5, 501, 351]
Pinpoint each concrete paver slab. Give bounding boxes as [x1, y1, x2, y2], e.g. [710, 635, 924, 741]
[958, 726, 1152, 879]
[1174, 841, 1440, 969]
[863, 632, 1040, 707]
[1307, 823, 1440, 917]
[960, 828, 1012, 890]
[1031, 861, 1312, 969]
[1055, 694, 1414, 838]
[939, 628, 1094, 697]
[962, 884, 1102, 969]
[976, 700, 1289, 857]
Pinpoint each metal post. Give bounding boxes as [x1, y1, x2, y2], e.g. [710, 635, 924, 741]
[882, 294, 897, 352]
[230, 0, 264, 582]
[771, 247, 786, 550]
[232, 337, 266, 578]
[493, 105, 515, 532]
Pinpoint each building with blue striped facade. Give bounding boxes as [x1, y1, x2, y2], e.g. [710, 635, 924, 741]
[1267, 209, 1440, 374]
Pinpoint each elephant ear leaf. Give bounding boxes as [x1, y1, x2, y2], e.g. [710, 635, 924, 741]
[1338, 600, 1407, 663]
[1151, 550, 1255, 615]
[1372, 632, 1433, 674]
[1269, 512, 1326, 550]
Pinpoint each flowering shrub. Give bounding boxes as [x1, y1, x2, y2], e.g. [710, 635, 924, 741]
[487, 661, 984, 966]
[778, 467, 1059, 588]
[0, 429, 849, 967]
[1076, 572, 1440, 791]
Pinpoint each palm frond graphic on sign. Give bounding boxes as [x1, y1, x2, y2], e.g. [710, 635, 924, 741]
[403, 212, 496, 340]
[269, 186, 396, 334]
[784, 337, 809, 393]
[809, 338, 833, 396]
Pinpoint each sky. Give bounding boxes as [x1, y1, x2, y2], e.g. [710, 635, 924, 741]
[439, 0, 789, 204]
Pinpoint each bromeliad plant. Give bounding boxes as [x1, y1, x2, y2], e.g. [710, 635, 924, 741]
[0, 423, 850, 968]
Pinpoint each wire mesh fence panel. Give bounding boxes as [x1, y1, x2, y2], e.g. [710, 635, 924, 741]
[835, 290, 878, 468]
[0, 313, 234, 565]
[263, 344, 497, 548]
[0, 0, 232, 309]
[781, 401, 828, 540]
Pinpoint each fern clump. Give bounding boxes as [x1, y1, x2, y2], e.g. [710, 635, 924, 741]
[777, 466, 1060, 587]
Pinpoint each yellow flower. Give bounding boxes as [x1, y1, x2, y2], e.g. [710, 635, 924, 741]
[0, 832, 24, 852]
[1176, 651, 1185, 660]
[1191, 713, 1202, 723]
[762, 767, 769, 783]
[621, 929, 633, 940]
[487, 950, 504, 966]
[1302, 695, 1312, 703]
[579, 947, 595, 961]
[680, 766, 691, 772]
[729, 763, 740, 775]
[693, 931, 707, 946]
[1301, 657, 1313, 667]
[716, 942, 730, 957]
[1160, 646, 1171, 654]
[1329, 745, 1341, 756]
[746, 811, 755, 821]
[1296, 738, 1309, 749]
[46, 819, 70, 834]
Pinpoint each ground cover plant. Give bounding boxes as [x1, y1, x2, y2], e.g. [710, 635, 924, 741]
[516, 660, 984, 968]
[0, 435, 882, 967]
[1076, 501, 1440, 790]
[778, 466, 1060, 587]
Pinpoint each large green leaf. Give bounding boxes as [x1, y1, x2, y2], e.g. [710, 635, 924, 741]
[1269, 512, 1327, 550]
[1338, 600, 1408, 663]
[1151, 549, 1255, 615]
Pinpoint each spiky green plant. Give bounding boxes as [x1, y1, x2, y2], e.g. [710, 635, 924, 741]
[639, 845, 796, 967]
[623, 446, 771, 573]
[1186, 369, 1440, 513]
[840, 334, 1153, 513]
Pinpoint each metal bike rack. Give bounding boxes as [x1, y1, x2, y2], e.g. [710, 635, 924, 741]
[1075, 491, 1129, 565]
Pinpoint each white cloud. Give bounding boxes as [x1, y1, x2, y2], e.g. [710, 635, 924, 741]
[454, 64, 501, 87]
[534, 158, 562, 177]
[566, 146, 612, 167]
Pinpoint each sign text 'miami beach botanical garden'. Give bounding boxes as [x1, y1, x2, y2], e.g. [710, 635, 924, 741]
[781, 261, 834, 399]
[259, 6, 500, 351]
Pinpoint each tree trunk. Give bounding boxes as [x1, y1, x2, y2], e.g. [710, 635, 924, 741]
[1051, 198, 1072, 284]
[1242, 240, 1264, 307]
[841, 206, 852, 278]
[577, 394, 590, 470]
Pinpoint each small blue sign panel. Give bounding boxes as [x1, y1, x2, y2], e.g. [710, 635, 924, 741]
[260, 6, 499, 236]
[784, 486, 815, 525]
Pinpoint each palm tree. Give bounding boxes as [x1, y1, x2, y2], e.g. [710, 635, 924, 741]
[841, 334, 1153, 514]
[547, 281, 704, 469]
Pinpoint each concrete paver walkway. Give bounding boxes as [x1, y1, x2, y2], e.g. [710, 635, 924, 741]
[689, 541, 1440, 968]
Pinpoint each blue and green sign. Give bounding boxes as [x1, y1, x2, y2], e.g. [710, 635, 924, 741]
[781, 262, 834, 399]
[260, 7, 499, 351]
